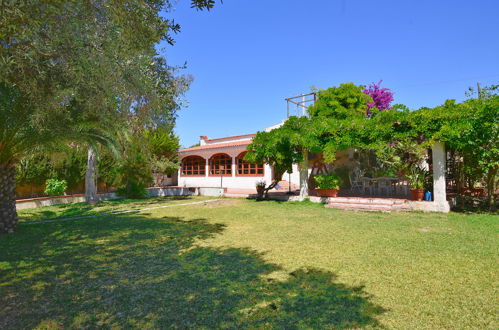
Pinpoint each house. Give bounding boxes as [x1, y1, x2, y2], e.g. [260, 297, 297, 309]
[176, 94, 451, 212]
[177, 124, 300, 191]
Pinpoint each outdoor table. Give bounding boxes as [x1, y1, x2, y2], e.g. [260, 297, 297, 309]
[361, 177, 407, 196]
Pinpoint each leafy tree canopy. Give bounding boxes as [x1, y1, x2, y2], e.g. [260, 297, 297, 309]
[308, 83, 373, 119]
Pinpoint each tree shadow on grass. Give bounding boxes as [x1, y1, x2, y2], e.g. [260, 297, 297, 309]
[18, 196, 198, 222]
[1, 215, 385, 328]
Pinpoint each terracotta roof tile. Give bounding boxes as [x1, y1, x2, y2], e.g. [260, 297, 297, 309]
[179, 140, 251, 153]
[203, 133, 256, 143]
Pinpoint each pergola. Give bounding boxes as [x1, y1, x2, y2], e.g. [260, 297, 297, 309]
[297, 141, 450, 212]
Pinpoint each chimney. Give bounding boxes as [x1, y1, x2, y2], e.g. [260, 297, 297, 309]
[200, 136, 208, 146]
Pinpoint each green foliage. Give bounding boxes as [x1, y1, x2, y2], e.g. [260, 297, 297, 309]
[375, 139, 427, 175]
[96, 150, 120, 189]
[251, 81, 497, 208]
[246, 116, 323, 196]
[16, 147, 88, 190]
[16, 155, 53, 186]
[405, 166, 427, 190]
[44, 178, 68, 196]
[466, 83, 499, 99]
[0, 0, 199, 169]
[408, 96, 498, 205]
[308, 83, 373, 119]
[13, 126, 181, 197]
[142, 127, 180, 175]
[0, 0, 222, 230]
[246, 116, 323, 172]
[313, 173, 342, 190]
[143, 128, 179, 158]
[115, 134, 154, 199]
[306, 83, 379, 162]
[116, 181, 148, 199]
[113, 127, 181, 198]
[52, 147, 88, 190]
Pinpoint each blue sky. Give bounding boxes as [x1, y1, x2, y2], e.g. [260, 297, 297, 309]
[160, 0, 499, 148]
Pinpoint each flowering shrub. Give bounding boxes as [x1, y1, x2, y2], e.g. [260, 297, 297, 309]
[363, 80, 394, 116]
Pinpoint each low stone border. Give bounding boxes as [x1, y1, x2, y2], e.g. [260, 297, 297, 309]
[16, 187, 197, 210]
[263, 194, 450, 212]
[16, 193, 118, 210]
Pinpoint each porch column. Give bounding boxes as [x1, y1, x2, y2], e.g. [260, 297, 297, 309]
[432, 142, 450, 212]
[205, 158, 209, 177]
[231, 156, 236, 177]
[299, 150, 309, 199]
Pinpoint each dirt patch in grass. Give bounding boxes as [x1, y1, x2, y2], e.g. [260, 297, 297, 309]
[201, 199, 242, 208]
[418, 227, 452, 233]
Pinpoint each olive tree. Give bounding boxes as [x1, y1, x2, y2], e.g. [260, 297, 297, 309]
[0, 0, 218, 233]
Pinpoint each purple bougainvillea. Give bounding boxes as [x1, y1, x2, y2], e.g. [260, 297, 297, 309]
[363, 80, 394, 116]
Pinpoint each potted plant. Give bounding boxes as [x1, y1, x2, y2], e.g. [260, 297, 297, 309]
[255, 180, 266, 199]
[406, 166, 427, 201]
[313, 173, 342, 197]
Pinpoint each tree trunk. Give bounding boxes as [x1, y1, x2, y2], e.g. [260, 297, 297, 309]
[263, 180, 278, 200]
[85, 147, 98, 204]
[486, 166, 497, 211]
[299, 150, 309, 199]
[0, 163, 18, 234]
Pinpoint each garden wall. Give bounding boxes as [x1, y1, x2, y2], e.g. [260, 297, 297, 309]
[16, 187, 200, 210]
[15, 182, 115, 199]
[16, 192, 119, 210]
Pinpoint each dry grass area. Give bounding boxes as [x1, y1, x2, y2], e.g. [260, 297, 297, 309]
[2, 198, 498, 328]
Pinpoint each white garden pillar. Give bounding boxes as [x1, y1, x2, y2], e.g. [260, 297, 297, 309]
[299, 150, 309, 199]
[432, 142, 450, 212]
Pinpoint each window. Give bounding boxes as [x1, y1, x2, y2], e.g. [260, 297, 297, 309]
[209, 154, 232, 176]
[237, 152, 264, 176]
[181, 156, 205, 176]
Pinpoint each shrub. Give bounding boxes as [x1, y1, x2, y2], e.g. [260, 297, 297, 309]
[117, 180, 148, 199]
[406, 167, 427, 190]
[115, 134, 153, 199]
[44, 178, 68, 196]
[255, 180, 266, 189]
[313, 173, 342, 190]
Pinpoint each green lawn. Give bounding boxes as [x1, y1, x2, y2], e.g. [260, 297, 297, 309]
[17, 196, 215, 222]
[1, 198, 498, 329]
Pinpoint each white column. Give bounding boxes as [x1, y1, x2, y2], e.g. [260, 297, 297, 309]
[231, 157, 236, 177]
[205, 158, 209, 178]
[432, 142, 450, 212]
[299, 150, 309, 199]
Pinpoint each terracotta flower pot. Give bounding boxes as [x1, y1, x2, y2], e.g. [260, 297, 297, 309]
[316, 188, 339, 198]
[411, 189, 424, 201]
[472, 188, 486, 197]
